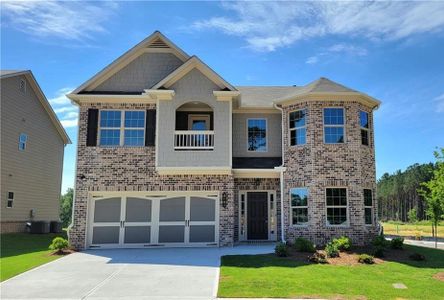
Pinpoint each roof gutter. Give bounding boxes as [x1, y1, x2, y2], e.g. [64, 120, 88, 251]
[274, 102, 286, 243]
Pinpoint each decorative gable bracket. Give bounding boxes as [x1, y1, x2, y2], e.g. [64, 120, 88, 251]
[213, 91, 240, 101]
[144, 89, 175, 101]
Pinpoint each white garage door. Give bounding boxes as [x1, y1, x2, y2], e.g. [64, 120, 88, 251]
[88, 193, 219, 248]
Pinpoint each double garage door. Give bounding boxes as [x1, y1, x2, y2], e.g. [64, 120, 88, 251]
[87, 193, 218, 248]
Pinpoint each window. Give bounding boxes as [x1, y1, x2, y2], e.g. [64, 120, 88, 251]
[7, 192, 14, 208]
[324, 108, 345, 143]
[326, 188, 348, 226]
[18, 133, 27, 151]
[289, 109, 306, 146]
[290, 188, 308, 225]
[360, 111, 369, 146]
[364, 189, 373, 225]
[247, 118, 267, 152]
[99, 110, 145, 146]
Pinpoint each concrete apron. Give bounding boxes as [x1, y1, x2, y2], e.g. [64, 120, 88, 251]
[0, 245, 275, 300]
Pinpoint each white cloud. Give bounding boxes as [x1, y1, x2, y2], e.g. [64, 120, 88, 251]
[434, 93, 444, 113]
[305, 43, 368, 64]
[305, 56, 319, 64]
[1, 1, 117, 42]
[48, 87, 78, 129]
[192, 1, 444, 52]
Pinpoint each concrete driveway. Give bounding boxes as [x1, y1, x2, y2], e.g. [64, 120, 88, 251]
[0, 245, 274, 300]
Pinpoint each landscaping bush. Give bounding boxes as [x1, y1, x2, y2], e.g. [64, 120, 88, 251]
[372, 235, 388, 248]
[332, 236, 352, 251]
[49, 237, 69, 253]
[275, 242, 289, 257]
[293, 237, 316, 253]
[409, 253, 426, 261]
[308, 252, 327, 264]
[373, 246, 385, 258]
[325, 242, 339, 258]
[390, 237, 404, 249]
[358, 254, 375, 264]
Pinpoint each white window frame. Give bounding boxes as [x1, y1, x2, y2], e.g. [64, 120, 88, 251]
[323, 107, 346, 144]
[188, 114, 210, 130]
[364, 189, 373, 226]
[18, 133, 27, 151]
[360, 110, 370, 146]
[289, 109, 307, 147]
[325, 187, 349, 227]
[7, 192, 14, 208]
[98, 110, 146, 147]
[290, 187, 309, 226]
[246, 118, 268, 152]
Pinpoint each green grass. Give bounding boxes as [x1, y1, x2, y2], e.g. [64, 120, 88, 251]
[0, 232, 67, 281]
[218, 245, 444, 300]
[382, 221, 444, 238]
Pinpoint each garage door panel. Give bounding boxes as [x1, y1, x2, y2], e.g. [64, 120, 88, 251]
[126, 198, 152, 222]
[159, 197, 185, 221]
[190, 197, 215, 222]
[94, 198, 121, 223]
[92, 226, 120, 244]
[158, 225, 185, 243]
[189, 225, 215, 243]
[124, 226, 151, 244]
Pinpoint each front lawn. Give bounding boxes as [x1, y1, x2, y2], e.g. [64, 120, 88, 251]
[219, 245, 444, 300]
[0, 232, 67, 281]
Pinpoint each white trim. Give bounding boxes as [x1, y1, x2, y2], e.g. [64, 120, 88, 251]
[246, 118, 268, 153]
[187, 114, 210, 130]
[233, 108, 281, 114]
[213, 91, 240, 101]
[143, 89, 175, 101]
[156, 166, 231, 175]
[323, 107, 346, 144]
[67, 93, 156, 105]
[229, 100, 233, 167]
[232, 169, 280, 178]
[325, 187, 350, 227]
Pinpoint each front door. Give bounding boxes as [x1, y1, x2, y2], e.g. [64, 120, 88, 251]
[247, 192, 268, 240]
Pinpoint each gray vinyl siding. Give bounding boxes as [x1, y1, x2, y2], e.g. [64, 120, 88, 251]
[232, 113, 282, 157]
[94, 53, 183, 92]
[157, 69, 230, 167]
[1, 75, 64, 222]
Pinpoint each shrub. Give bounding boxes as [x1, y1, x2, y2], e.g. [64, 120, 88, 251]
[390, 237, 404, 249]
[275, 242, 289, 257]
[372, 235, 388, 248]
[407, 208, 418, 223]
[409, 253, 426, 261]
[358, 254, 375, 264]
[294, 237, 316, 253]
[325, 242, 339, 258]
[308, 252, 327, 264]
[332, 236, 352, 251]
[49, 237, 69, 253]
[373, 246, 385, 258]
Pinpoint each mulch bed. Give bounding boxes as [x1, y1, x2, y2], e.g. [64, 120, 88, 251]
[49, 249, 76, 256]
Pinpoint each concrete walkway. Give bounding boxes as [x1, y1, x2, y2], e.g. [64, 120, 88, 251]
[0, 245, 275, 300]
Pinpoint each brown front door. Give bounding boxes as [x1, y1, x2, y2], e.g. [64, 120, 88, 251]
[247, 192, 268, 240]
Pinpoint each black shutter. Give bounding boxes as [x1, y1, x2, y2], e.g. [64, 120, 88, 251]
[145, 109, 156, 146]
[86, 109, 98, 146]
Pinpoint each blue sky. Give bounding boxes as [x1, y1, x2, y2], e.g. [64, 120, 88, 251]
[1, 1, 444, 194]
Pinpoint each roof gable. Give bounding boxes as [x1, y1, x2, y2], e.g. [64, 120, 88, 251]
[151, 56, 236, 91]
[1, 70, 71, 144]
[72, 31, 190, 94]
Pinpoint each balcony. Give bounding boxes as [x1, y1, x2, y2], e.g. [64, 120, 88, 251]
[174, 130, 214, 150]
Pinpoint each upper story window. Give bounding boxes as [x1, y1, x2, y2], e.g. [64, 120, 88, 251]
[326, 188, 348, 226]
[18, 133, 28, 151]
[99, 110, 145, 147]
[7, 192, 14, 208]
[364, 189, 373, 225]
[247, 118, 267, 152]
[289, 109, 306, 146]
[324, 108, 345, 144]
[290, 188, 308, 225]
[360, 111, 369, 146]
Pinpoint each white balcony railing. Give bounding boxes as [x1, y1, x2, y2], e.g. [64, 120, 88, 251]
[174, 130, 214, 150]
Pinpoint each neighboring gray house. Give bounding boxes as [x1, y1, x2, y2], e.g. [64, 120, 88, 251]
[1, 70, 71, 233]
[67, 31, 380, 249]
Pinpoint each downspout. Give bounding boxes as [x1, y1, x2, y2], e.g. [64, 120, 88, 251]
[274, 103, 286, 243]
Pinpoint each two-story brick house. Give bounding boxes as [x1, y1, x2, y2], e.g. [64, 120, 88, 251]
[67, 31, 380, 249]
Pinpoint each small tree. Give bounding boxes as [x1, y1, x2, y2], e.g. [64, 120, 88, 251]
[60, 188, 73, 228]
[407, 207, 418, 223]
[419, 148, 444, 248]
